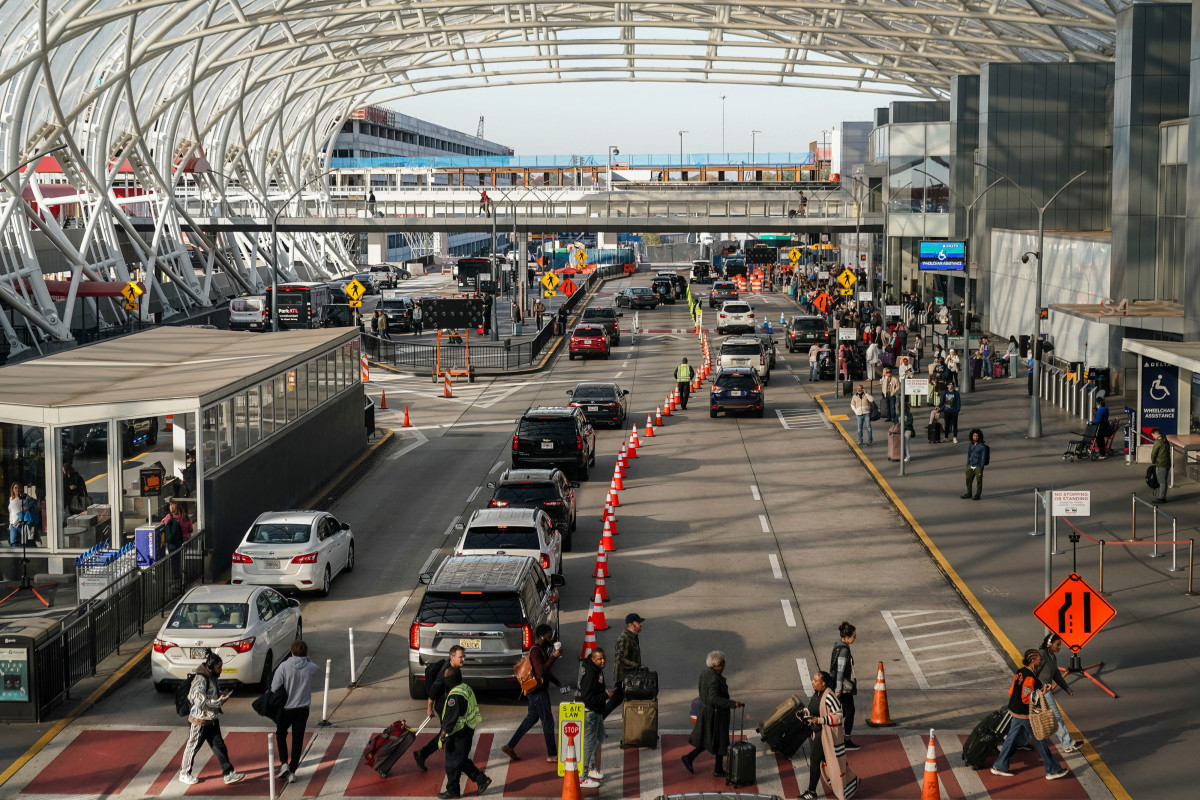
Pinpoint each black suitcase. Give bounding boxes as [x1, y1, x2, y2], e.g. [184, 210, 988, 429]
[962, 708, 1012, 769]
[768, 715, 810, 758]
[842, 380, 853, 397]
[623, 669, 659, 700]
[726, 707, 756, 788]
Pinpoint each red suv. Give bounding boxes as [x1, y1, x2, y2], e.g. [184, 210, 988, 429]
[568, 326, 611, 360]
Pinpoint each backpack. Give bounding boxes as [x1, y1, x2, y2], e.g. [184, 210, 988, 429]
[869, 400, 881, 422]
[513, 651, 540, 695]
[1146, 466, 1160, 490]
[162, 516, 184, 550]
[424, 658, 447, 698]
[175, 673, 205, 717]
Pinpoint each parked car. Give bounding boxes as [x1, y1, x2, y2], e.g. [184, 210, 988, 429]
[565, 381, 629, 429]
[716, 301, 756, 335]
[368, 264, 410, 289]
[228, 295, 268, 332]
[84, 418, 159, 458]
[379, 292, 415, 331]
[580, 306, 622, 345]
[151, 584, 302, 692]
[708, 281, 739, 308]
[710, 367, 765, 418]
[454, 507, 562, 575]
[651, 278, 676, 304]
[408, 555, 564, 698]
[487, 468, 578, 547]
[511, 407, 596, 479]
[718, 336, 770, 382]
[569, 326, 611, 360]
[230, 511, 354, 596]
[786, 315, 829, 352]
[751, 332, 778, 370]
[690, 261, 713, 284]
[614, 286, 659, 309]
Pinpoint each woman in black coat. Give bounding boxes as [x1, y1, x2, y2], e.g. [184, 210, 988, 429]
[681, 650, 742, 777]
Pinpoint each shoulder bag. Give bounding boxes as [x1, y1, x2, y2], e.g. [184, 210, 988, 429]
[1029, 690, 1058, 741]
[513, 650, 541, 695]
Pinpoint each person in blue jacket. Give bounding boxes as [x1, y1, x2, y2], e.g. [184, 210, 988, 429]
[962, 428, 990, 500]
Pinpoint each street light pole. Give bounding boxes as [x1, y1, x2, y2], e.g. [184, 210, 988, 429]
[607, 145, 619, 191]
[678, 131, 688, 182]
[751, 130, 761, 170]
[721, 96, 727, 157]
[848, 175, 869, 305]
[271, 170, 334, 332]
[973, 162, 1086, 435]
[820, 130, 828, 181]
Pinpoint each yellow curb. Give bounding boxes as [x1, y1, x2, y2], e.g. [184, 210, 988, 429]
[814, 392, 1131, 800]
[830, 414, 850, 421]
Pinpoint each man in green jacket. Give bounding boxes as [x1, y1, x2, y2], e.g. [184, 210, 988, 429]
[1150, 428, 1171, 503]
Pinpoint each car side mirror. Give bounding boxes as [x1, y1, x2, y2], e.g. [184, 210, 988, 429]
[565, 390, 573, 396]
[454, 522, 465, 530]
[288, 598, 300, 608]
[570, 481, 581, 488]
[419, 572, 433, 584]
[486, 481, 496, 489]
[340, 522, 350, 531]
[622, 390, 629, 396]
[617, 313, 624, 317]
[550, 574, 567, 588]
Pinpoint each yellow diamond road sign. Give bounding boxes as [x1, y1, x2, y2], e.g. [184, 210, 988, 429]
[574, 249, 588, 264]
[345, 279, 367, 302]
[120, 281, 143, 302]
[788, 247, 802, 262]
[541, 272, 561, 291]
[836, 270, 857, 290]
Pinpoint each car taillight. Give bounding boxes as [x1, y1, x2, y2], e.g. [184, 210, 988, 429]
[543, 500, 563, 507]
[749, 313, 755, 319]
[489, 499, 509, 507]
[576, 435, 583, 450]
[291, 552, 318, 564]
[153, 639, 176, 653]
[231, 553, 252, 564]
[410, 622, 432, 649]
[220, 637, 256, 654]
[512, 435, 519, 451]
[760, 356, 765, 366]
[720, 313, 727, 318]
[508, 623, 534, 650]
[540, 553, 550, 570]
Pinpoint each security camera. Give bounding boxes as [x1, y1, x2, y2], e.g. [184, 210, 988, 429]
[612, 147, 620, 156]
[1021, 254, 1029, 263]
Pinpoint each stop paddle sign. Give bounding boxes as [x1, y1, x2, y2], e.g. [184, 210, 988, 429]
[563, 722, 580, 738]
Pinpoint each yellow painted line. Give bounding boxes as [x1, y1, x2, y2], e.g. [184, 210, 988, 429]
[830, 414, 850, 421]
[0, 641, 153, 789]
[82, 446, 157, 486]
[815, 392, 1131, 800]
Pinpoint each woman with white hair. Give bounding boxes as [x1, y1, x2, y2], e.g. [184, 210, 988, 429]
[680, 651, 743, 777]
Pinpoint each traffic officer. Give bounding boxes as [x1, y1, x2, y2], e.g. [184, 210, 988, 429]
[437, 667, 491, 798]
[674, 357, 695, 410]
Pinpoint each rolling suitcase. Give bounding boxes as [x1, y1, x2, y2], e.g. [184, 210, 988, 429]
[363, 717, 429, 777]
[623, 669, 659, 700]
[758, 694, 803, 742]
[926, 422, 941, 443]
[993, 360, 1005, 378]
[726, 707, 756, 788]
[621, 699, 658, 749]
[841, 380, 853, 397]
[758, 695, 810, 758]
[887, 424, 902, 462]
[961, 708, 1012, 769]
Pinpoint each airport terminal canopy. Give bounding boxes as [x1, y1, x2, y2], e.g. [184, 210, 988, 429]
[0, 0, 1129, 348]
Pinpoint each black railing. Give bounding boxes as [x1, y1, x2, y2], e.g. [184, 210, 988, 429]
[31, 531, 207, 720]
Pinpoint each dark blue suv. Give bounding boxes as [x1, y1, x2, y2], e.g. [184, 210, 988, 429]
[709, 367, 764, 418]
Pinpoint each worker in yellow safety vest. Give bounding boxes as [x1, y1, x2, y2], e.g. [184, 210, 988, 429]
[675, 357, 695, 410]
[437, 668, 491, 798]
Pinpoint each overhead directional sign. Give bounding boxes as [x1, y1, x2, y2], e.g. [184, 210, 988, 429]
[120, 281, 143, 302]
[344, 279, 366, 302]
[836, 270, 857, 290]
[788, 247, 802, 263]
[1033, 572, 1115, 653]
[560, 278, 578, 297]
[540, 271, 561, 291]
[574, 249, 588, 264]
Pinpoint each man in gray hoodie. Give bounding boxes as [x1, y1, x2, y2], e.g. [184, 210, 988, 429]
[271, 640, 321, 782]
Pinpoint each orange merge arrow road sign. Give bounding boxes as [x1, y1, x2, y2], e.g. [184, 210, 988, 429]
[1032, 572, 1115, 652]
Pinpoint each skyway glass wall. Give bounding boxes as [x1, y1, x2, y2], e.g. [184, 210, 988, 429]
[331, 152, 817, 169]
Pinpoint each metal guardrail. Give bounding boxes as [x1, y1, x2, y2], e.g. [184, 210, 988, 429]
[31, 531, 207, 720]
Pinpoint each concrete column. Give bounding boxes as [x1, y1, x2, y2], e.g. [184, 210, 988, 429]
[366, 231, 388, 263]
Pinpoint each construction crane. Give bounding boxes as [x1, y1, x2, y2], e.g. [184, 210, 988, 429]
[476, 116, 485, 138]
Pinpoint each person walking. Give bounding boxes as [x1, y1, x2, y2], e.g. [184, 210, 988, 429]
[437, 668, 492, 799]
[880, 368, 900, 422]
[415, 646, 467, 772]
[681, 651, 743, 777]
[160, 501, 192, 553]
[502, 625, 562, 762]
[578, 648, 613, 789]
[271, 640, 320, 782]
[177, 651, 244, 786]
[1007, 336, 1020, 378]
[850, 384, 874, 447]
[989, 650, 1069, 781]
[1035, 633, 1079, 754]
[1150, 428, 1170, 503]
[962, 428, 989, 500]
[938, 382, 962, 443]
[674, 358, 695, 410]
[613, 613, 645, 687]
[797, 670, 858, 800]
[411, 301, 424, 335]
[808, 342, 821, 382]
[829, 622, 860, 750]
[533, 299, 546, 330]
[368, 190, 377, 217]
[865, 340, 882, 380]
[945, 348, 961, 384]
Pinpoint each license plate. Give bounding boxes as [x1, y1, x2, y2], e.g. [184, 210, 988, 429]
[264, 560, 280, 570]
[460, 638, 482, 650]
[189, 648, 208, 659]
[733, 358, 748, 364]
[731, 391, 744, 397]
[587, 406, 598, 411]
[541, 442, 554, 450]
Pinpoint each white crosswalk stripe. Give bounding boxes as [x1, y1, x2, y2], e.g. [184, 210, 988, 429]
[775, 407, 831, 430]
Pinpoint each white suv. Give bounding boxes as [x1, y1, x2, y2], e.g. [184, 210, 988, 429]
[718, 336, 769, 382]
[717, 301, 756, 335]
[454, 507, 563, 576]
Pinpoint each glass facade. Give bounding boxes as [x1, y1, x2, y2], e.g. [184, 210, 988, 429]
[1157, 120, 1187, 303]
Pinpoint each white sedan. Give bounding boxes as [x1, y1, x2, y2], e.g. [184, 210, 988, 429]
[151, 584, 301, 691]
[231, 510, 354, 595]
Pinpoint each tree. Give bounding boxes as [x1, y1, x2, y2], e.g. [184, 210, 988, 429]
[643, 233, 661, 246]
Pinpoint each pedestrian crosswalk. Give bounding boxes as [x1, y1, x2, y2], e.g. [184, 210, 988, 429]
[775, 407, 831, 431]
[882, 609, 1012, 690]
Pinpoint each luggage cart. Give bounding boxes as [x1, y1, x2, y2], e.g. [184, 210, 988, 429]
[1063, 417, 1123, 462]
[75, 541, 137, 603]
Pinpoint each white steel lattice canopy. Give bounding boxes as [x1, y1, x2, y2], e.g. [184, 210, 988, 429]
[0, 0, 1129, 351]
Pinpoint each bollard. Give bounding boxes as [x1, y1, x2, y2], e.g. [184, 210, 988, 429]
[1051, 515, 1064, 556]
[1099, 541, 1106, 593]
[1171, 520, 1183, 572]
[318, 659, 332, 726]
[1150, 513, 1168, 559]
[1186, 540, 1198, 597]
[268, 733, 277, 800]
[349, 628, 358, 688]
[1030, 488, 1045, 537]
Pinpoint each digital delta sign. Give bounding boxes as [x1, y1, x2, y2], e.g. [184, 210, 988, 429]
[918, 241, 967, 271]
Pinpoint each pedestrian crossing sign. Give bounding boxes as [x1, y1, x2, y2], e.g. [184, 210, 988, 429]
[541, 272, 561, 291]
[574, 249, 588, 264]
[839, 287, 854, 296]
[836, 270, 857, 290]
[788, 247, 802, 262]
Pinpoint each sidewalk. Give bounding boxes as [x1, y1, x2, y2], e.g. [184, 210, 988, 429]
[821, 376, 1200, 799]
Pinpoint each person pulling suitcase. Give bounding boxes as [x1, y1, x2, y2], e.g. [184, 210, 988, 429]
[437, 668, 492, 799]
[681, 651, 743, 777]
[797, 670, 857, 800]
[415, 646, 466, 772]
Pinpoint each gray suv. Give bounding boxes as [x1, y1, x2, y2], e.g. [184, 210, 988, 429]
[580, 306, 622, 344]
[408, 555, 564, 698]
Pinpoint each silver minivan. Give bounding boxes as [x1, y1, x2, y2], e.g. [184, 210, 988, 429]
[408, 555, 564, 698]
[229, 295, 267, 331]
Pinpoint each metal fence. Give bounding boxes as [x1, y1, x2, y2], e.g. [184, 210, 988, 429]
[31, 531, 207, 720]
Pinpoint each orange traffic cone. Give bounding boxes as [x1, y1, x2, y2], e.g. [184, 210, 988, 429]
[579, 618, 597, 661]
[920, 729, 940, 800]
[593, 546, 610, 578]
[673, 387, 682, 406]
[600, 518, 616, 552]
[402, 405, 411, 427]
[588, 590, 608, 631]
[380, 390, 388, 410]
[561, 727, 583, 798]
[602, 502, 613, 523]
[866, 661, 896, 726]
[615, 457, 626, 478]
[612, 469, 624, 491]
[165, 414, 173, 432]
[443, 373, 453, 398]
[608, 478, 621, 507]
[594, 571, 609, 601]
[630, 426, 641, 449]
[692, 374, 702, 391]
[607, 507, 619, 535]
[644, 414, 654, 437]
[655, 406, 663, 426]
[627, 438, 638, 458]
[663, 397, 672, 417]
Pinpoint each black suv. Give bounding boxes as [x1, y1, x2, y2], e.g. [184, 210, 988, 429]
[379, 295, 415, 331]
[786, 315, 829, 352]
[487, 468, 578, 548]
[580, 306, 622, 345]
[651, 277, 676, 304]
[512, 407, 596, 480]
[709, 281, 739, 308]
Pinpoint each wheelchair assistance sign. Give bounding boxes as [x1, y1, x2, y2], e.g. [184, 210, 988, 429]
[557, 702, 585, 777]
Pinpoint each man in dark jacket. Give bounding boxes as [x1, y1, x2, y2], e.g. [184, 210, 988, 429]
[501, 625, 562, 762]
[438, 668, 491, 798]
[681, 650, 742, 777]
[1151, 428, 1170, 503]
[578, 648, 613, 788]
[414, 646, 466, 772]
[613, 613, 644, 685]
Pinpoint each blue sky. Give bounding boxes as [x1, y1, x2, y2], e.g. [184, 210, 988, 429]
[389, 82, 914, 156]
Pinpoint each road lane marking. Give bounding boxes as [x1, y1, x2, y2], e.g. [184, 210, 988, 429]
[418, 549, 440, 575]
[467, 486, 481, 503]
[882, 610, 1009, 690]
[387, 425, 429, 460]
[750, 484, 760, 500]
[490, 460, 504, 473]
[776, 408, 832, 430]
[385, 594, 411, 626]
[768, 554, 782, 579]
[442, 515, 461, 537]
[795, 658, 812, 697]
[759, 514, 770, 533]
[781, 599, 796, 627]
